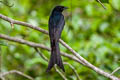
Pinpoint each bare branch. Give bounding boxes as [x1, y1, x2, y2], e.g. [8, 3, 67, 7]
[0, 14, 48, 34]
[0, 70, 34, 80]
[0, 34, 81, 65]
[64, 62, 81, 80]
[97, 0, 106, 9]
[0, 34, 50, 50]
[111, 67, 120, 75]
[0, 14, 119, 80]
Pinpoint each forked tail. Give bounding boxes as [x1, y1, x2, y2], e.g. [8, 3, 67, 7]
[46, 40, 65, 72]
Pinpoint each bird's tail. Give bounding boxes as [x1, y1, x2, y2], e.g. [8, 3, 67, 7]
[46, 40, 65, 72]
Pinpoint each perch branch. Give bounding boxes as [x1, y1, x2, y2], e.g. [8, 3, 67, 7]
[0, 70, 34, 80]
[0, 34, 81, 65]
[0, 14, 120, 80]
[0, 33, 81, 80]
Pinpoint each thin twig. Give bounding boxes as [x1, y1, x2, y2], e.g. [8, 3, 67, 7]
[111, 67, 120, 75]
[34, 48, 48, 61]
[0, 14, 119, 80]
[54, 65, 68, 80]
[97, 0, 106, 9]
[0, 70, 34, 80]
[64, 62, 81, 80]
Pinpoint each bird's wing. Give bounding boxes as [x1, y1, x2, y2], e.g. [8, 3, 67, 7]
[49, 15, 65, 40]
[56, 15, 65, 38]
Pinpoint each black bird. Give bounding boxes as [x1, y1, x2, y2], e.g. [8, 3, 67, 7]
[46, 6, 68, 72]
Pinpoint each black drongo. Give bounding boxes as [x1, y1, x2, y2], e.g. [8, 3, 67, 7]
[46, 6, 68, 72]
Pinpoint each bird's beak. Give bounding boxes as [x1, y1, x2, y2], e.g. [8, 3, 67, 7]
[64, 7, 68, 10]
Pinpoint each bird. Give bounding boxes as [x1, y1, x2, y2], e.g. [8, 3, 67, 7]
[46, 6, 68, 72]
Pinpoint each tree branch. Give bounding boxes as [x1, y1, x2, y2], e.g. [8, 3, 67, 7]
[0, 14, 48, 34]
[97, 0, 106, 9]
[59, 40, 120, 80]
[0, 70, 34, 80]
[0, 34, 82, 80]
[0, 14, 120, 80]
[0, 34, 81, 65]
[0, 34, 49, 50]
[111, 67, 120, 75]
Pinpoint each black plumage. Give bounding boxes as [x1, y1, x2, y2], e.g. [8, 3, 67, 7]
[46, 6, 68, 72]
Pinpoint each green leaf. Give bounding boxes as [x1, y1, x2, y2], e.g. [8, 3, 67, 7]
[110, 0, 120, 10]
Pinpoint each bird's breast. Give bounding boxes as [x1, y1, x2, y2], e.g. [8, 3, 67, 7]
[52, 12, 62, 22]
[54, 15, 61, 22]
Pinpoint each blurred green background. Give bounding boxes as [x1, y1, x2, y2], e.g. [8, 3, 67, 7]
[0, 0, 120, 80]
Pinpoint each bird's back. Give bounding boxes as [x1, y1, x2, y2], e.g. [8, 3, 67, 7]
[49, 11, 65, 39]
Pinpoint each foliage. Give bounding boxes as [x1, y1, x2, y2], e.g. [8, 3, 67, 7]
[0, 0, 120, 80]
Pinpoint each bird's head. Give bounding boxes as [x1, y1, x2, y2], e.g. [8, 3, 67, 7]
[53, 6, 68, 12]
